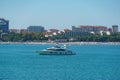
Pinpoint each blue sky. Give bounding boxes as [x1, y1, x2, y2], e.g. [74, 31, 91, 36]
[0, 0, 120, 30]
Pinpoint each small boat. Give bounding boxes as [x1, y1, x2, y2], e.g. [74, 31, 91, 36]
[36, 44, 75, 55]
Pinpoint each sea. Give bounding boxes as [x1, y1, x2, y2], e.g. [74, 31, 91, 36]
[0, 43, 120, 80]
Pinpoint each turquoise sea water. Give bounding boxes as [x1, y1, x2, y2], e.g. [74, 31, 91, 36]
[0, 44, 120, 80]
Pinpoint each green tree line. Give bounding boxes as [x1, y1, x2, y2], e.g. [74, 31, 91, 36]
[0, 32, 120, 42]
[76, 33, 120, 42]
[1, 32, 48, 42]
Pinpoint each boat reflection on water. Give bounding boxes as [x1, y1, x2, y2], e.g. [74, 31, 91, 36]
[36, 44, 75, 55]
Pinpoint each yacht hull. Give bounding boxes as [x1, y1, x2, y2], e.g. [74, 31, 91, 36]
[36, 50, 75, 55]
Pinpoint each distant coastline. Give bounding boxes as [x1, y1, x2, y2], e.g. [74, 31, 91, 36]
[0, 42, 120, 45]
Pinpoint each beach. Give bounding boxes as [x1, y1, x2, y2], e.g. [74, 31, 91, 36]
[0, 41, 120, 45]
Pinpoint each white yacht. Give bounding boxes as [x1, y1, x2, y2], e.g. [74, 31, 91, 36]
[36, 44, 75, 55]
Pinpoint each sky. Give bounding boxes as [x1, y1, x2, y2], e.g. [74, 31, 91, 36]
[0, 0, 120, 30]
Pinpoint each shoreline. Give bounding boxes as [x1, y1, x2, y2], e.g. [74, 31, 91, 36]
[0, 42, 120, 45]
